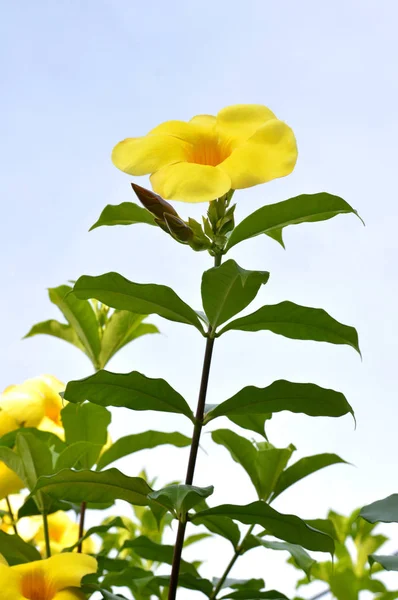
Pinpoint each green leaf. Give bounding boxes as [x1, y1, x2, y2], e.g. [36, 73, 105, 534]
[254, 537, 315, 578]
[192, 504, 241, 549]
[218, 301, 360, 354]
[225, 579, 265, 591]
[97, 430, 190, 470]
[98, 310, 158, 368]
[64, 369, 194, 421]
[34, 468, 151, 505]
[122, 536, 198, 576]
[272, 453, 349, 500]
[0, 531, 42, 565]
[48, 285, 101, 366]
[156, 573, 214, 597]
[72, 272, 204, 332]
[55, 441, 103, 471]
[192, 502, 334, 553]
[305, 519, 339, 541]
[0, 428, 65, 453]
[101, 567, 160, 596]
[61, 402, 111, 468]
[205, 380, 354, 423]
[23, 319, 85, 352]
[226, 192, 362, 251]
[184, 533, 212, 547]
[18, 496, 74, 518]
[62, 516, 128, 552]
[212, 430, 294, 500]
[369, 554, 398, 571]
[201, 260, 269, 329]
[148, 484, 214, 518]
[89, 202, 156, 231]
[228, 414, 271, 438]
[15, 432, 53, 511]
[360, 495, 398, 523]
[220, 591, 288, 599]
[0, 447, 26, 483]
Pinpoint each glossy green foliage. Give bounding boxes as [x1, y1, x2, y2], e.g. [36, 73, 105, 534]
[148, 484, 214, 519]
[90, 201, 156, 230]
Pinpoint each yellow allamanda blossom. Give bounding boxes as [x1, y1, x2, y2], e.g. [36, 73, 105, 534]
[112, 103, 298, 203]
[0, 553, 97, 600]
[0, 375, 65, 499]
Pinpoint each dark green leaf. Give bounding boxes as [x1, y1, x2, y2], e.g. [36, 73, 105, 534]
[97, 430, 190, 470]
[64, 370, 194, 421]
[201, 260, 269, 329]
[218, 301, 360, 354]
[48, 285, 101, 366]
[63, 517, 127, 551]
[272, 453, 349, 500]
[98, 310, 158, 368]
[305, 519, 339, 541]
[23, 319, 85, 352]
[155, 573, 213, 596]
[192, 512, 240, 549]
[226, 192, 362, 251]
[361, 495, 398, 523]
[0, 531, 42, 565]
[18, 496, 74, 518]
[89, 202, 156, 231]
[205, 380, 354, 423]
[34, 468, 151, 505]
[122, 536, 198, 576]
[72, 272, 204, 332]
[148, 484, 214, 517]
[228, 414, 271, 438]
[369, 555, 398, 571]
[61, 402, 111, 468]
[227, 579, 265, 591]
[220, 591, 288, 599]
[254, 537, 315, 578]
[192, 502, 334, 553]
[55, 441, 103, 471]
[0, 446, 26, 483]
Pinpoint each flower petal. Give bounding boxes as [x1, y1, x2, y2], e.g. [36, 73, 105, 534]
[14, 553, 97, 592]
[0, 411, 18, 437]
[0, 563, 23, 600]
[112, 135, 190, 176]
[216, 104, 277, 142]
[219, 119, 298, 189]
[0, 462, 25, 500]
[54, 589, 86, 600]
[150, 162, 231, 203]
[0, 384, 45, 428]
[22, 375, 64, 425]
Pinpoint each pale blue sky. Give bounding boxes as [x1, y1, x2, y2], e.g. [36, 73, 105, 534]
[2, 1, 398, 597]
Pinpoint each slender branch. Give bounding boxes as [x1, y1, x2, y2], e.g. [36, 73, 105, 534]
[310, 590, 329, 600]
[210, 524, 255, 599]
[77, 501, 87, 553]
[42, 512, 51, 558]
[168, 254, 221, 600]
[5, 496, 18, 536]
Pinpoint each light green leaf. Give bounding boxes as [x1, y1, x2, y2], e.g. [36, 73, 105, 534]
[272, 453, 349, 500]
[192, 502, 334, 553]
[72, 272, 204, 332]
[0, 531, 42, 565]
[34, 468, 151, 505]
[89, 202, 156, 231]
[23, 319, 85, 352]
[226, 192, 362, 251]
[64, 369, 194, 421]
[184, 533, 212, 547]
[0, 447, 26, 483]
[97, 430, 190, 470]
[99, 310, 158, 368]
[48, 285, 101, 366]
[254, 537, 315, 578]
[360, 494, 398, 523]
[15, 432, 53, 511]
[61, 402, 111, 468]
[201, 260, 269, 329]
[55, 441, 103, 471]
[148, 484, 214, 518]
[227, 414, 271, 438]
[205, 380, 354, 422]
[122, 536, 198, 576]
[218, 301, 360, 354]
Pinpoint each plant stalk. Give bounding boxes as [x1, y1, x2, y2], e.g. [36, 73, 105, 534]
[5, 496, 18, 535]
[210, 524, 255, 599]
[168, 254, 221, 600]
[42, 512, 51, 558]
[77, 501, 87, 553]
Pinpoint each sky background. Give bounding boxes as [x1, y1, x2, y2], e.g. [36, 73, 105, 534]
[2, 1, 398, 598]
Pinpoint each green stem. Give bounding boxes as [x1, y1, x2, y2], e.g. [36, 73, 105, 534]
[42, 512, 51, 558]
[168, 253, 221, 600]
[5, 496, 18, 536]
[77, 501, 87, 553]
[210, 524, 255, 599]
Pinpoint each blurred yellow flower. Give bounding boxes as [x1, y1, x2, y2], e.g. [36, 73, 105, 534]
[0, 462, 24, 500]
[31, 511, 97, 556]
[0, 494, 25, 532]
[112, 104, 297, 203]
[0, 552, 97, 600]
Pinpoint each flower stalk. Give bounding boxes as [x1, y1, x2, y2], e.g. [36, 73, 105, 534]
[42, 512, 52, 558]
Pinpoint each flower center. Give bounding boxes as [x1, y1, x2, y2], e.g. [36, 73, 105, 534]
[187, 134, 232, 167]
[21, 570, 55, 600]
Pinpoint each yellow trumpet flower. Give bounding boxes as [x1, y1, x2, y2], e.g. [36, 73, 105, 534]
[32, 511, 97, 556]
[112, 103, 297, 203]
[0, 462, 24, 500]
[0, 552, 97, 600]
